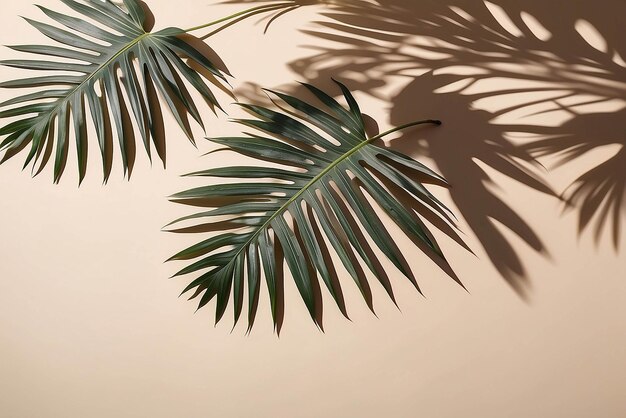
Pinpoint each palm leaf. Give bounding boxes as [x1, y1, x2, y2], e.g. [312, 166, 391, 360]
[168, 80, 463, 332]
[0, 0, 228, 183]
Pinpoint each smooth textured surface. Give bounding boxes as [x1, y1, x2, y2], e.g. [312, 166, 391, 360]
[0, 1, 624, 417]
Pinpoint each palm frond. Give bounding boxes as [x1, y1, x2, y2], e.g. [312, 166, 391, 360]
[168, 80, 463, 332]
[0, 0, 228, 183]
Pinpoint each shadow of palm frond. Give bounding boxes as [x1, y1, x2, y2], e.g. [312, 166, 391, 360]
[228, 0, 625, 294]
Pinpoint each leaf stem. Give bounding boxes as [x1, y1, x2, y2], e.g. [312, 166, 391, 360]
[183, 2, 297, 33]
[370, 119, 441, 141]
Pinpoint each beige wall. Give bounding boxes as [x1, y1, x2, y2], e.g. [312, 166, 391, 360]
[0, 1, 624, 417]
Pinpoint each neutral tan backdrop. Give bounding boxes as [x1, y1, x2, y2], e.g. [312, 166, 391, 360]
[0, 1, 624, 417]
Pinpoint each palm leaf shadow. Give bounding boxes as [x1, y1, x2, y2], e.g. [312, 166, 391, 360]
[230, 0, 626, 294]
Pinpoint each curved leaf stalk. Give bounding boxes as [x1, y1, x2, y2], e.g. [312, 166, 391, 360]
[184, 2, 299, 35]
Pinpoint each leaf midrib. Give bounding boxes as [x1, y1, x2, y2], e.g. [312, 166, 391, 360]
[207, 117, 440, 275]
[219, 133, 375, 271]
[32, 30, 149, 128]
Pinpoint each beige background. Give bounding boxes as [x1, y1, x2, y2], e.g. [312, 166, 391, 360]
[0, 1, 625, 417]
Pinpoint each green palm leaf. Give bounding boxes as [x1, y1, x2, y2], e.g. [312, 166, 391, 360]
[168, 80, 464, 332]
[0, 0, 228, 183]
